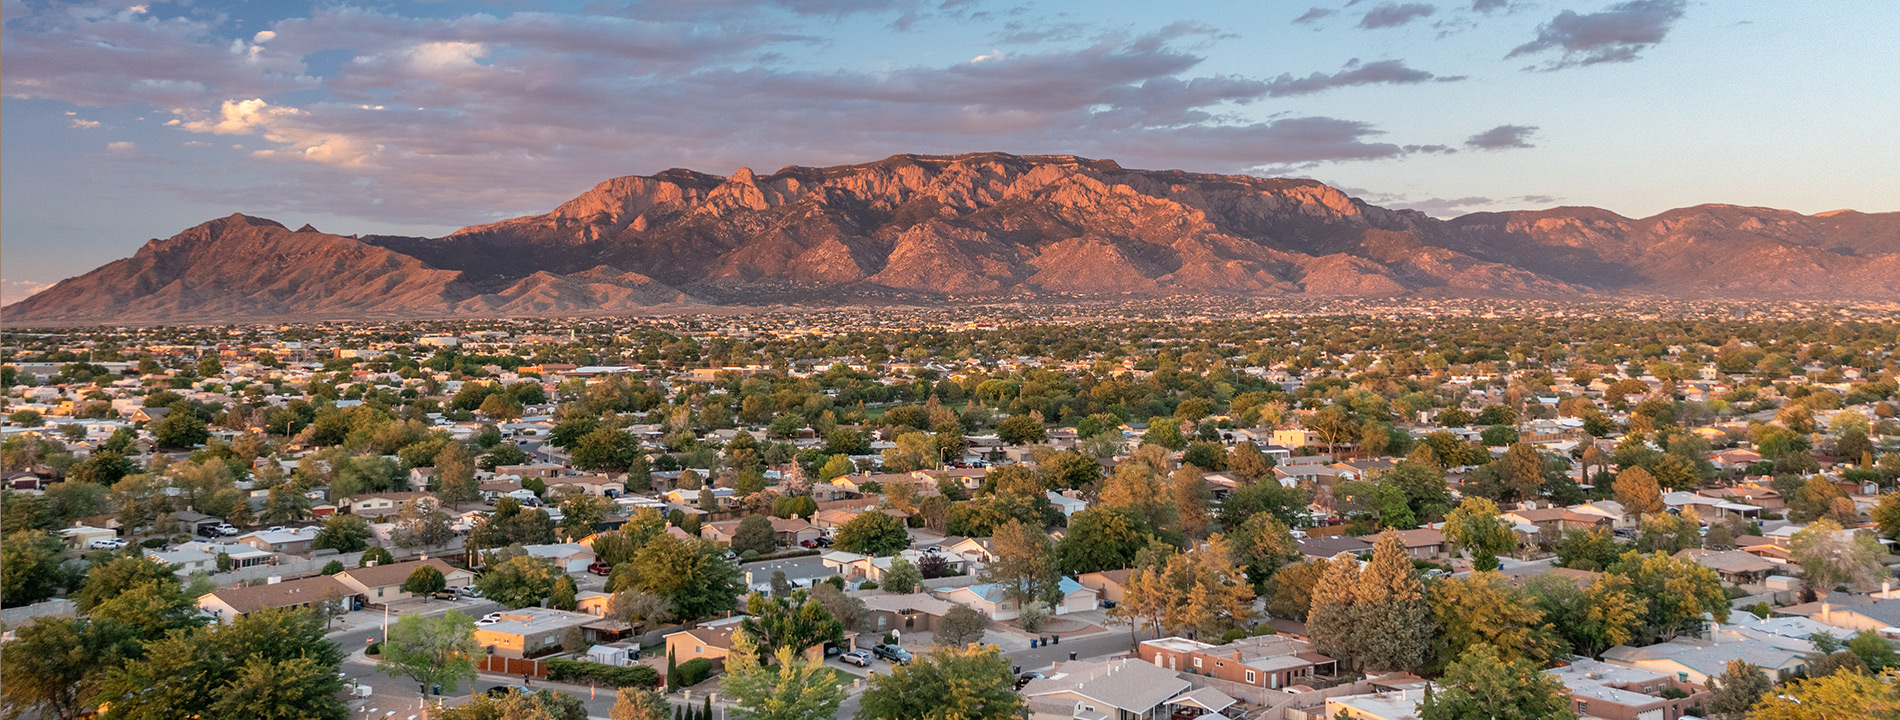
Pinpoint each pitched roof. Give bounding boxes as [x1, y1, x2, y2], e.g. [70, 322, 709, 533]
[339, 557, 463, 588]
[201, 575, 354, 615]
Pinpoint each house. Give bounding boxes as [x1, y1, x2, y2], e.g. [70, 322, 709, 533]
[700, 520, 744, 546]
[823, 549, 967, 583]
[1568, 500, 1635, 531]
[1326, 685, 1428, 720]
[340, 491, 430, 517]
[1077, 568, 1135, 604]
[1601, 636, 1809, 685]
[547, 475, 625, 498]
[1545, 658, 1707, 720]
[858, 592, 962, 636]
[334, 558, 476, 605]
[1784, 593, 1900, 639]
[1019, 657, 1194, 720]
[1295, 536, 1373, 562]
[197, 575, 360, 624]
[407, 467, 437, 492]
[1139, 635, 1336, 690]
[1046, 490, 1088, 518]
[1271, 429, 1318, 449]
[940, 536, 998, 565]
[522, 543, 597, 573]
[60, 525, 117, 550]
[1661, 491, 1761, 521]
[769, 516, 822, 546]
[235, 526, 320, 555]
[1389, 529, 1447, 560]
[1674, 549, 1776, 585]
[479, 479, 523, 502]
[146, 546, 219, 575]
[495, 464, 566, 479]
[663, 615, 843, 670]
[170, 510, 226, 537]
[933, 578, 1095, 620]
[474, 607, 602, 659]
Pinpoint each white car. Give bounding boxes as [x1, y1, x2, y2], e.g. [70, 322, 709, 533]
[89, 538, 128, 550]
[214, 523, 240, 536]
[476, 612, 504, 626]
[266, 526, 286, 533]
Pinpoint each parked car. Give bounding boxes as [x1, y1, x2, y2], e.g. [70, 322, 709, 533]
[839, 651, 873, 667]
[476, 612, 504, 626]
[213, 523, 240, 536]
[800, 539, 819, 548]
[1098, 599, 1117, 609]
[89, 538, 127, 550]
[587, 561, 613, 576]
[461, 586, 484, 599]
[872, 644, 913, 664]
[1014, 672, 1045, 690]
[433, 590, 459, 601]
[484, 685, 530, 698]
[265, 526, 286, 533]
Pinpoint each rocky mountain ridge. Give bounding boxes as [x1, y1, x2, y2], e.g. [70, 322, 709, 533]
[8, 152, 1897, 323]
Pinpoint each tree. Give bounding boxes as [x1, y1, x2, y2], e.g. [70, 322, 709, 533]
[321, 559, 346, 575]
[883, 556, 923, 594]
[1429, 572, 1562, 669]
[477, 554, 562, 608]
[854, 644, 1022, 720]
[73, 554, 176, 612]
[982, 519, 1059, 607]
[434, 441, 480, 505]
[1609, 550, 1729, 642]
[995, 415, 1046, 446]
[403, 564, 448, 597]
[264, 483, 313, 524]
[1874, 491, 1900, 540]
[151, 404, 210, 448]
[1, 531, 69, 607]
[936, 604, 987, 646]
[736, 590, 845, 661]
[1353, 531, 1436, 672]
[1419, 643, 1576, 720]
[1496, 444, 1545, 501]
[1612, 466, 1664, 517]
[732, 514, 778, 556]
[1140, 418, 1187, 451]
[1266, 558, 1330, 621]
[807, 583, 867, 633]
[833, 510, 910, 556]
[360, 545, 396, 567]
[314, 513, 372, 553]
[391, 496, 456, 550]
[629, 534, 743, 621]
[1745, 669, 1900, 720]
[559, 492, 613, 542]
[1442, 496, 1515, 566]
[0, 617, 132, 720]
[1706, 659, 1772, 720]
[1790, 519, 1887, 593]
[722, 631, 846, 720]
[612, 687, 673, 720]
[1848, 629, 1898, 671]
[1056, 507, 1150, 575]
[1228, 441, 1277, 483]
[551, 574, 578, 611]
[377, 610, 479, 703]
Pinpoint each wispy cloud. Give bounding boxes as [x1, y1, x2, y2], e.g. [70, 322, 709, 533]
[1465, 124, 1538, 149]
[1508, 0, 1687, 70]
[1359, 2, 1437, 29]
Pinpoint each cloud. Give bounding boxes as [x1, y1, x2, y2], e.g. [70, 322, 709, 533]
[1293, 7, 1335, 24]
[70, 118, 102, 129]
[107, 141, 138, 152]
[1, 279, 53, 304]
[1465, 124, 1538, 149]
[1470, 0, 1508, 12]
[1262, 59, 1449, 97]
[1508, 0, 1687, 69]
[1391, 195, 1496, 217]
[1359, 3, 1437, 29]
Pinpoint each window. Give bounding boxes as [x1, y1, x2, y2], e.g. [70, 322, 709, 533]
[1246, 670, 1257, 684]
[1577, 702, 1588, 714]
[697, 645, 704, 653]
[1193, 658, 1202, 668]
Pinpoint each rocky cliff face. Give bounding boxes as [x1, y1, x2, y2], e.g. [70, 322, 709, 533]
[7, 152, 1896, 322]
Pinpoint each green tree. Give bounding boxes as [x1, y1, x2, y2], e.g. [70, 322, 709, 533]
[995, 415, 1046, 446]
[1428, 572, 1563, 670]
[151, 404, 210, 448]
[935, 604, 987, 646]
[1705, 659, 1772, 720]
[722, 631, 845, 720]
[1790, 519, 1888, 593]
[377, 610, 480, 703]
[629, 534, 743, 621]
[1612, 466, 1664, 517]
[1055, 507, 1150, 575]
[732, 514, 778, 556]
[1140, 418, 1187, 451]
[360, 545, 396, 567]
[0, 617, 133, 720]
[551, 574, 579, 611]
[611, 687, 672, 720]
[981, 518, 1060, 607]
[402, 564, 448, 597]
[883, 556, 923, 594]
[736, 590, 845, 663]
[434, 441, 480, 505]
[314, 513, 372, 553]
[854, 644, 1022, 720]
[1443, 496, 1515, 566]
[477, 554, 562, 608]
[833, 510, 910, 556]
[1, 530, 69, 607]
[1608, 550, 1729, 642]
[1228, 441, 1277, 483]
[1419, 643, 1576, 720]
[1353, 531, 1436, 672]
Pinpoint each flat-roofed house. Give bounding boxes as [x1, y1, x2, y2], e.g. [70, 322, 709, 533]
[334, 558, 475, 605]
[1138, 635, 1336, 690]
[198, 575, 360, 624]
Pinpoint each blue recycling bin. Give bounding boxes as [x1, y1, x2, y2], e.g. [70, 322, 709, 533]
[1029, 638, 1039, 648]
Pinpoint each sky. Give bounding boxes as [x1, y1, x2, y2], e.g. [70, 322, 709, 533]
[3, 0, 1897, 302]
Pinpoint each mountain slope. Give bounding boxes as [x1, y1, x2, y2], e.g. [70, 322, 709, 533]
[6, 153, 1896, 323]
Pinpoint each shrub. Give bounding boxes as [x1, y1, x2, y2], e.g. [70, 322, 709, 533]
[675, 658, 715, 687]
[366, 641, 382, 656]
[546, 658, 660, 689]
[858, 580, 878, 591]
[141, 538, 168, 548]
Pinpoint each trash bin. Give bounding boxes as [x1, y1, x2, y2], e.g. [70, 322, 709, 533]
[1069, 652, 1077, 661]
[1030, 638, 1039, 648]
[1052, 635, 1060, 645]
[433, 685, 442, 696]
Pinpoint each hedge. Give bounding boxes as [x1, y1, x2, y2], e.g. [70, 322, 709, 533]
[546, 658, 660, 689]
[739, 548, 821, 564]
[675, 658, 715, 687]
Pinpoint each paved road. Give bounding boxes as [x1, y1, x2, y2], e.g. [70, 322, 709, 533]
[1003, 627, 1152, 673]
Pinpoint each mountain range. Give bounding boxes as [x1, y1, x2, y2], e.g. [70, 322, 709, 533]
[8, 152, 1898, 323]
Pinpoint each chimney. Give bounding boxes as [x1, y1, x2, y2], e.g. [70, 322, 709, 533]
[1234, 650, 1243, 662]
[1821, 601, 1830, 618]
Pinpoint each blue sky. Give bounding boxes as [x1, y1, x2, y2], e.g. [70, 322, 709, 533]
[3, 0, 1896, 302]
